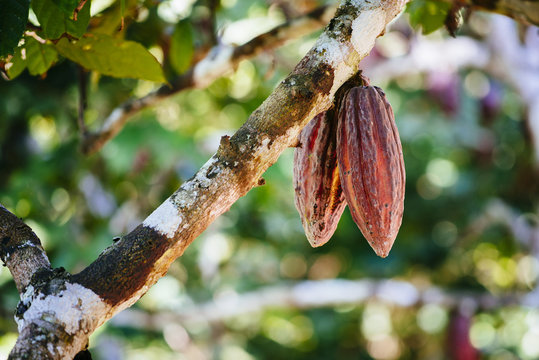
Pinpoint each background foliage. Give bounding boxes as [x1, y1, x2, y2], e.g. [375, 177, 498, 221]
[1, 0, 538, 359]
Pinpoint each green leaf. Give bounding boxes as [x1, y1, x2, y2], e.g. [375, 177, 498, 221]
[91, 0, 136, 35]
[25, 36, 58, 75]
[5, 45, 27, 79]
[170, 20, 194, 74]
[0, 0, 30, 57]
[406, 0, 451, 35]
[56, 0, 79, 15]
[120, 0, 125, 23]
[32, 0, 90, 39]
[55, 34, 165, 82]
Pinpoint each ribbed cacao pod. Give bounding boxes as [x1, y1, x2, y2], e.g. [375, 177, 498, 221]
[294, 111, 347, 247]
[337, 86, 405, 258]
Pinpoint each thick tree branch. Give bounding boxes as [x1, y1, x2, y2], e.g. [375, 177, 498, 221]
[0, 204, 51, 294]
[80, 4, 338, 155]
[10, 1, 408, 358]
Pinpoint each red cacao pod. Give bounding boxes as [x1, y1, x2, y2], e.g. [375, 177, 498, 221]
[294, 111, 347, 247]
[337, 86, 405, 257]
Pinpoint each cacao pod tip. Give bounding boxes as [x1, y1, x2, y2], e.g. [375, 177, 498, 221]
[372, 242, 392, 258]
[308, 239, 326, 248]
[305, 227, 332, 248]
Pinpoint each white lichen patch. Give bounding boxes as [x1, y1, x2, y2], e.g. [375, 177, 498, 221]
[4, 241, 46, 263]
[16, 283, 109, 335]
[329, 60, 357, 96]
[350, 8, 387, 57]
[20, 284, 35, 307]
[142, 198, 183, 238]
[315, 33, 348, 68]
[193, 157, 220, 188]
[193, 45, 234, 89]
[174, 157, 221, 209]
[260, 138, 271, 151]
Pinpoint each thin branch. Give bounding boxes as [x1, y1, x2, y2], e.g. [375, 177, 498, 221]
[0, 204, 51, 293]
[73, 0, 89, 21]
[10, 1, 408, 357]
[465, 0, 539, 26]
[80, 4, 338, 155]
[111, 278, 539, 329]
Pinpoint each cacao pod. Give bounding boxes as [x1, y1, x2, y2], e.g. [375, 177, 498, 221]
[294, 111, 347, 247]
[337, 86, 405, 258]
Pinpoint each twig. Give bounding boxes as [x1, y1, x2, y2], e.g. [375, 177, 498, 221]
[465, 0, 539, 26]
[111, 278, 539, 328]
[80, 4, 337, 155]
[0, 204, 51, 293]
[73, 0, 89, 21]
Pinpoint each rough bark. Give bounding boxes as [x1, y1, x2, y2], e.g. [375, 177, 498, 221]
[0, 204, 51, 293]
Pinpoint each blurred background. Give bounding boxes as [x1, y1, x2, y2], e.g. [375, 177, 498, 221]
[1, 0, 539, 359]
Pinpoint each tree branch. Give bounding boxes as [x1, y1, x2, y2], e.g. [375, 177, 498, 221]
[111, 277, 539, 329]
[9, 1, 408, 358]
[0, 204, 51, 294]
[80, 4, 338, 155]
[463, 0, 539, 26]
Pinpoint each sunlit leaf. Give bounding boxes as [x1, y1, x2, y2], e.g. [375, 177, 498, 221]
[32, 0, 91, 39]
[55, 34, 165, 82]
[5, 45, 26, 79]
[0, 0, 30, 57]
[91, 0, 136, 35]
[406, 0, 451, 35]
[25, 36, 58, 75]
